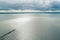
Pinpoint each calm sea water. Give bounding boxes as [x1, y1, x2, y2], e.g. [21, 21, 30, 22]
[0, 12, 60, 40]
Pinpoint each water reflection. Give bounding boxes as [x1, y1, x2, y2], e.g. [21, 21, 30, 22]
[0, 12, 60, 40]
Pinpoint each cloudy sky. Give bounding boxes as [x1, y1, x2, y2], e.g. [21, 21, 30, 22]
[0, 0, 60, 10]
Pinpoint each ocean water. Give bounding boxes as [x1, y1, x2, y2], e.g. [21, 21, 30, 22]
[0, 12, 60, 40]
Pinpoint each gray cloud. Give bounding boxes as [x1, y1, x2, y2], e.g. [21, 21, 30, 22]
[0, 0, 60, 10]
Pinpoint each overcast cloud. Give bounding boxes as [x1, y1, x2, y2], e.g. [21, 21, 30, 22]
[0, 0, 60, 10]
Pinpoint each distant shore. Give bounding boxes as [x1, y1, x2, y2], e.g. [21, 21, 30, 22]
[0, 10, 60, 12]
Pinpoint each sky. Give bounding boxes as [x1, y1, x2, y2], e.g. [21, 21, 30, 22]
[1, 0, 51, 3]
[1, 0, 60, 3]
[0, 0, 60, 10]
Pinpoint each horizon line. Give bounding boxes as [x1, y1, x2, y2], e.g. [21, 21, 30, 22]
[0, 10, 60, 12]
